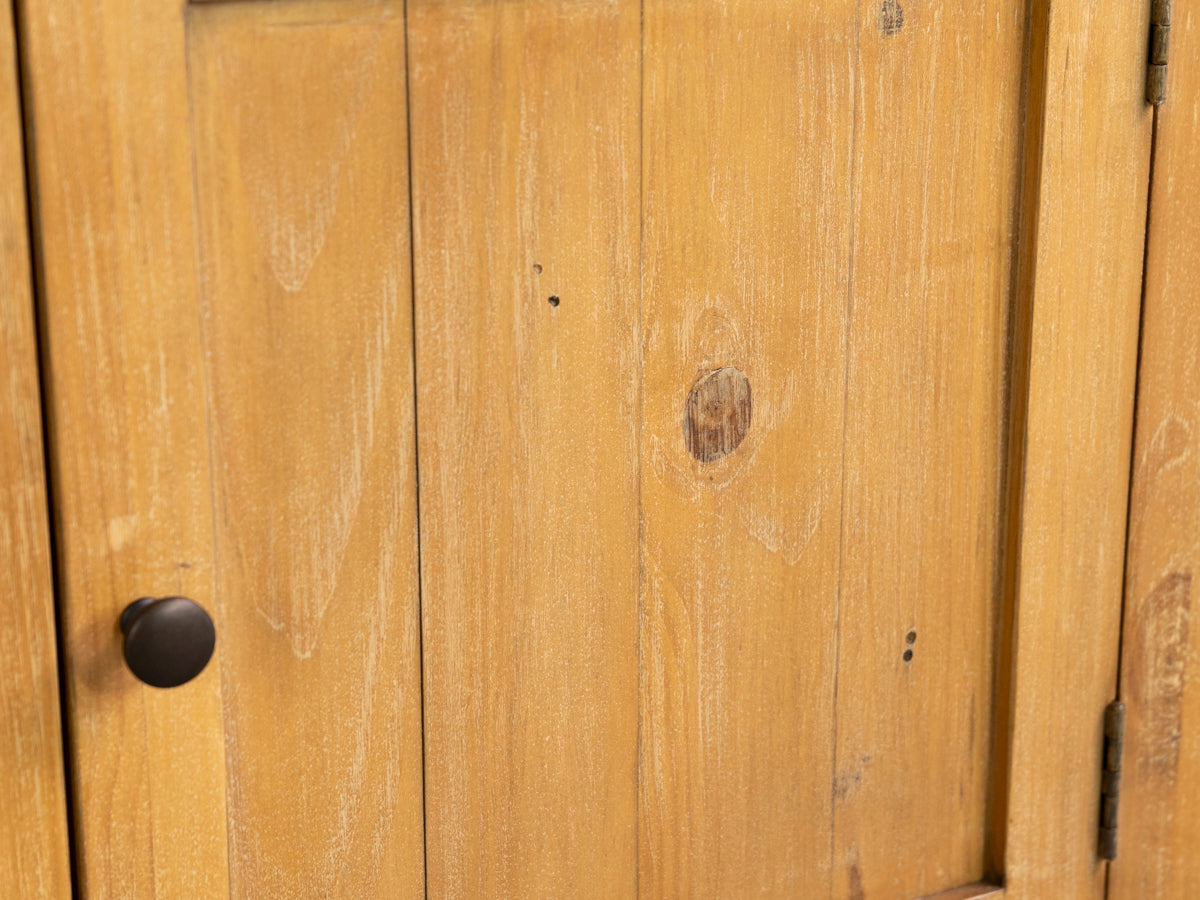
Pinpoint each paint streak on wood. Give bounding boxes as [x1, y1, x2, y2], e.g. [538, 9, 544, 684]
[683, 367, 752, 462]
[1110, 8, 1200, 897]
[1001, 0, 1154, 894]
[0, 0, 72, 893]
[409, 1, 640, 895]
[1130, 573, 1191, 777]
[188, 3, 425, 895]
[640, 1, 853, 894]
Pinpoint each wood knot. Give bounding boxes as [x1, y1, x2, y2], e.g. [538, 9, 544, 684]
[879, 0, 904, 34]
[683, 367, 752, 462]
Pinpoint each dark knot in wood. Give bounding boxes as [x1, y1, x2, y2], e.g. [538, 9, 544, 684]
[683, 366, 752, 463]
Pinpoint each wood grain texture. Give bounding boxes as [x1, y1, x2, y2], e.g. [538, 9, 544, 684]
[0, 0, 72, 894]
[639, 2, 853, 894]
[1000, 0, 1153, 896]
[920, 885, 1004, 900]
[830, 1, 1026, 895]
[188, 3, 425, 895]
[408, 1, 640, 895]
[1110, 6, 1200, 895]
[18, 0, 231, 894]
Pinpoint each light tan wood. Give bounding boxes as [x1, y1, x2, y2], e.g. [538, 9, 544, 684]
[830, 1, 1026, 894]
[18, 0, 230, 893]
[920, 885, 1004, 900]
[1000, 0, 1153, 896]
[408, 1, 640, 895]
[0, 0, 73, 894]
[1110, 8, 1200, 896]
[23, 0, 427, 895]
[187, 3, 425, 895]
[639, 2, 852, 893]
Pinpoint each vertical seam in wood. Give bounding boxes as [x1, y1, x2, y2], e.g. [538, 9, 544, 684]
[400, 3, 430, 896]
[828, 3, 861, 893]
[10, 0, 82, 893]
[1104, 98, 1160, 900]
[1113, 104, 1160, 706]
[989, 0, 1054, 879]
[181, 8, 231, 897]
[635, 0, 645, 896]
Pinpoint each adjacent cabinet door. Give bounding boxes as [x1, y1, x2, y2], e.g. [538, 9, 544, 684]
[12, 0, 1163, 898]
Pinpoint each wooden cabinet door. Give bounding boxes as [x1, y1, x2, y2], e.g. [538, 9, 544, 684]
[18, 0, 1153, 898]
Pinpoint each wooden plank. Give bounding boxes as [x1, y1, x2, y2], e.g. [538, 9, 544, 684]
[639, 2, 854, 894]
[17, 0, 231, 894]
[830, 1, 1027, 895]
[187, 3, 425, 895]
[920, 884, 1004, 900]
[0, 0, 72, 894]
[1000, 0, 1153, 895]
[408, 1, 640, 895]
[1109, 7, 1200, 897]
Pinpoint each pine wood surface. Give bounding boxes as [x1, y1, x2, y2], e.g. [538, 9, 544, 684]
[188, 3, 426, 895]
[15, 0, 1160, 896]
[0, 0, 72, 894]
[1110, 6, 1200, 896]
[1000, 0, 1154, 897]
[18, 0, 232, 893]
[830, 1, 1024, 893]
[408, 1, 641, 895]
[22, 0, 426, 895]
[638, 1, 852, 893]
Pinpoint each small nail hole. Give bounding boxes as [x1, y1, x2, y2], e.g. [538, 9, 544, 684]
[903, 649, 914, 662]
[906, 631, 917, 644]
[548, 295, 560, 307]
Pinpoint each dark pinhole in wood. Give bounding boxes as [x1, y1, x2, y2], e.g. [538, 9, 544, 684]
[903, 649, 914, 662]
[879, 0, 904, 34]
[683, 366, 752, 463]
[548, 295, 560, 307]
[906, 630, 917, 644]
[533, 262, 543, 275]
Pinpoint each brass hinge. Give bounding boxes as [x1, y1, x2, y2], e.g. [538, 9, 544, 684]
[1098, 701, 1126, 860]
[1147, 0, 1172, 105]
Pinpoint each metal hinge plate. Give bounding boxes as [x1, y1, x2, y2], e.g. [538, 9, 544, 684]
[1147, 0, 1172, 105]
[1098, 701, 1126, 860]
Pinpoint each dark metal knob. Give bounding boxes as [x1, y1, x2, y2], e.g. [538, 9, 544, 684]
[120, 596, 216, 688]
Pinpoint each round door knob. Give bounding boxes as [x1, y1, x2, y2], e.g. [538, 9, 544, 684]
[120, 596, 216, 688]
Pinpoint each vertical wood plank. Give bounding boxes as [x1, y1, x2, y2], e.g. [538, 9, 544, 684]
[409, 1, 641, 895]
[1110, 6, 1200, 896]
[188, 3, 425, 895]
[831, 1, 1026, 894]
[17, 0, 231, 895]
[639, 2, 854, 894]
[0, 0, 72, 894]
[1001, 0, 1153, 895]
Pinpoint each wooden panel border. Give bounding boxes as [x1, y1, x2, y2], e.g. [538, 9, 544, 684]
[994, 0, 1153, 896]
[16, 0, 230, 895]
[0, 0, 72, 894]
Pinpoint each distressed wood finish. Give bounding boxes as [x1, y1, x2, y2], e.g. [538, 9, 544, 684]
[187, 3, 425, 895]
[0, 0, 72, 894]
[408, 2, 641, 895]
[1000, 0, 1153, 896]
[18, 0, 231, 893]
[830, 1, 1026, 895]
[23, 0, 427, 895]
[639, 2, 853, 893]
[1110, 7, 1200, 896]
